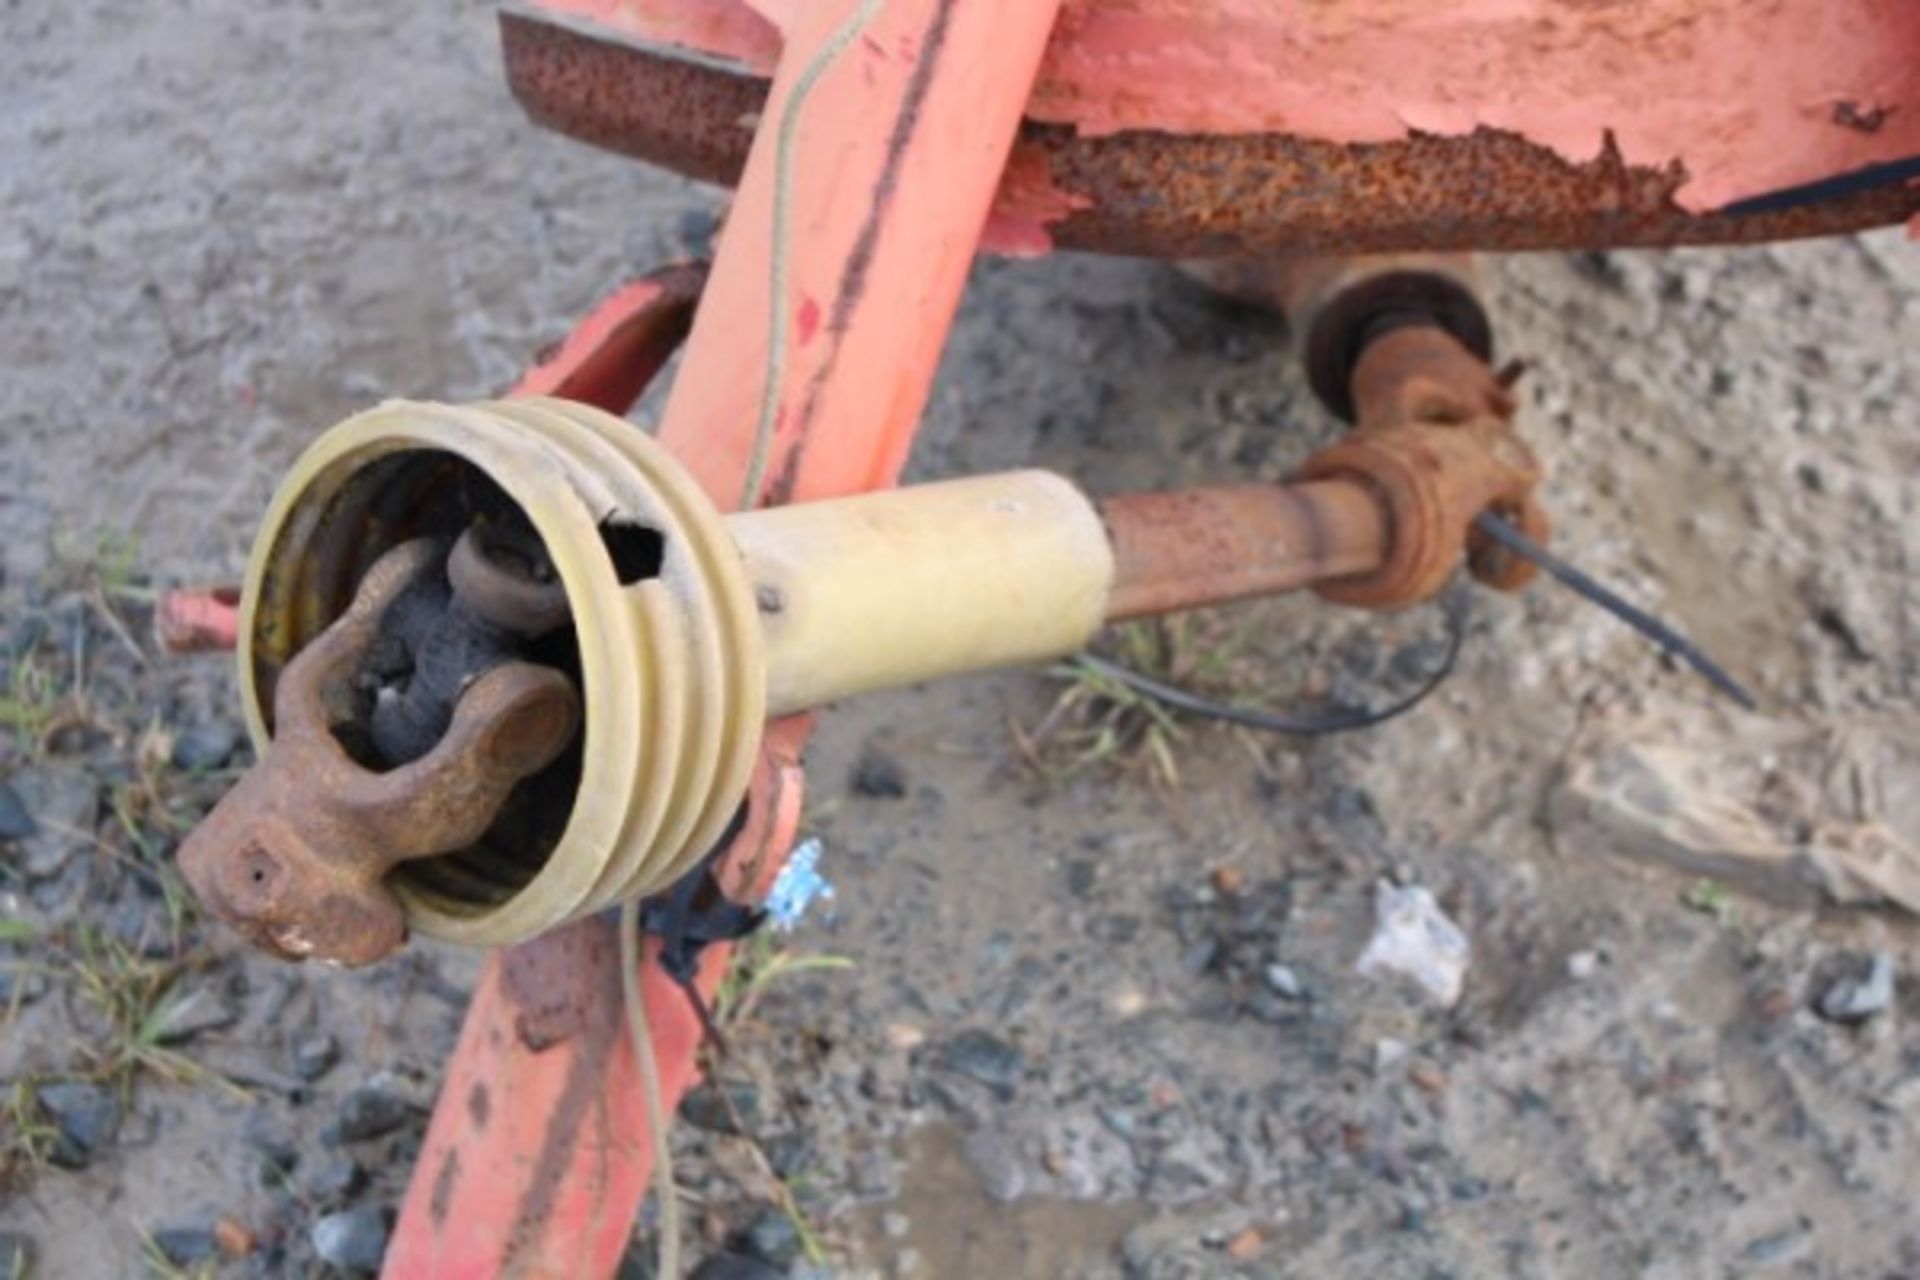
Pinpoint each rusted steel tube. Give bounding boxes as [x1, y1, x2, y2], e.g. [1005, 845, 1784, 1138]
[1099, 480, 1389, 620]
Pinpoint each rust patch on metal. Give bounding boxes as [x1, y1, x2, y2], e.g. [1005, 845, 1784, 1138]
[467, 1082, 492, 1131]
[1300, 325, 1549, 608]
[500, 14, 1920, 256]
[1832, 101, 1895, 135]
[429, 1148, 461, 1229]
[505, 917, 623, 1269]
[501, 917, 619, 1050]
[500, 10, 762, 188]
[177, 540, 581, 968]
[1100, 481, 1389, 620]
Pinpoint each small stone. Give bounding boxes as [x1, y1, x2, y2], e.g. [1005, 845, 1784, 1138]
[214, 1217, 255, 1259]
[0, 1232, 35, 1279]
[761, 1133, 813, 1180]
[1209, 867, 1245, 897]
[1064, 860, 1098, 897]
[1741, 1225, 1812, 1269]
[151, 1225, 219, 1266]
[679, 1081, 760, 1135]
[6, 764, 100, 879]
[330, 1087, 416, 1143]
[244, 1109, 299, 1179]
[691, 1254, 785, 1280]
[1817, 952, 1895, 1025]
[171, 720, 243, 772]
[1356, 881, 1470, 1007]
[1180, 939, 1220, 976]
[307, 1155, 367, 1202]
[850, 748, 907, 799]
[0, 968, 48, 1006]
[1224, 1226, 1264, 1261]
[1409, 1063, 1448, 1095]
[152, 982, 238, 1044]
[38, 1081, 121, 1168]
[1450, 1176, 1490, 1202]
[735, 1209, 801, 1268]
[881, 1212, 911, 1240]
[936, 1030, 1024, 1100]
[1263, 964, 1303, 999]
[292, 1032, 341, 1082]
[311, 1206, 389, 1273]
[1374, 1038, 1410, 1074]
[1566, 950, 1600, 981]
[0, 779, 36, 841]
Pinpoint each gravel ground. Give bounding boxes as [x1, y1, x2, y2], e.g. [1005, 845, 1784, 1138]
[5, 3, 1920, 1278]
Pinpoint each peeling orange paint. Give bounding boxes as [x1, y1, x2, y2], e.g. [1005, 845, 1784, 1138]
[555, 0, 1920, 214]
[981, 147, 1095, 256]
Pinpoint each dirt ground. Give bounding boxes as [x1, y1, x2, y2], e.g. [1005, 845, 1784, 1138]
[5, 3, 1920, 1278]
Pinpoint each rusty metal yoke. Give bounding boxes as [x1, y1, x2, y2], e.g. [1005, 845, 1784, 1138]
[1301, 323, 1549, 608]
[178, 540, 580, 967]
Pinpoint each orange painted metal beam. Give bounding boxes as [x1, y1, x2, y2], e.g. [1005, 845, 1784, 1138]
[656, 0, 1063, 508]
[386, 2, 1064, 1274]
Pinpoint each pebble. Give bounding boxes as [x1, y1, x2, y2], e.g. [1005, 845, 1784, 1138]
[1262, 964, 1303, 999]
[244, 1109, 300, 1180]
[936, 1029, 1024, 1100]
[1355, 881, 1470, 1008]
[1741, 1224, 1813, 1268]
[307, 1155, 367, 1202]
[311, 1206, 389, 1274]
[1817, 952, 1895, 1025]
[214, 1217, 255, 1259]
[38, 1081, 121, 1168]
[1064, 860, 1099, 897]
[0, 779, 36, 841]
[292, 1032, 341, 1082]
[329, 1086, 417, 1143]
[171, 720, 243, 772]
[1180, 940, 1220, 976]
[1224, 1226, 1264, 1260]
[850, 748, 907, 799]
[1374, 1038, 1410, 1074]
[692, 1253, 786, 1280]
[679, 1081, 760, 1135]
[761, 1132, 813, 1179]
[5, 764, 100, 878]
[151, 1224, 218, 1266]
[0, 1232, 34, 1279]
[153, 982, 238, 1044]
[1567, 950, 1600, 981]
[0, 968, 48, 1006]
[735, 1208, 801, 1267]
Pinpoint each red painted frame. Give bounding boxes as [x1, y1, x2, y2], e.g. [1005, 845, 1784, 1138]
[384, 3, 1065, 1274]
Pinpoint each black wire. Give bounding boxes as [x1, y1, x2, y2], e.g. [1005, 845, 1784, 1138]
[1075, 590, 1470, 737]
[1472, 511, 1757, 710]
